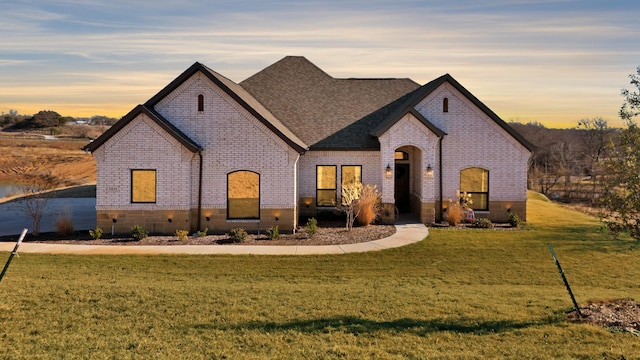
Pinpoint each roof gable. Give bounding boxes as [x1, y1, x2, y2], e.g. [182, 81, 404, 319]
[145, 62, 307, 153]
[373, 74, 534, 152]
[83, 105, 201, 153]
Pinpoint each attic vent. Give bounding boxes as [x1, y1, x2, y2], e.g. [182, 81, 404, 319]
[198, 94, 204, 112]
[443, 97, 449, 113]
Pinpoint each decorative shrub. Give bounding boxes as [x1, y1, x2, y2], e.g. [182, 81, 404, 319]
[55, 213, 74, 237]
[266, 225, 280, 240]
[197, 227, 208, 237]
[131, 224, 148, 240]
[473, 217, 494, 229]
[305, 217, 318, 236]
[356, 184, 381, 226]
[229, 228, 248, 243]
[89, 227, 103, 240]
[175, 229, 189, 241]
[444, 201, 463, 226]
[508, 212, 521, 227]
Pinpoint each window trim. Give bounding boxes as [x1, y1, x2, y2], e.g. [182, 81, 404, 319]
[227, 170, 260, 220]
[316, 165, 337, 207]
[130, 169, 157, 204]
[460, 167, 489, 211]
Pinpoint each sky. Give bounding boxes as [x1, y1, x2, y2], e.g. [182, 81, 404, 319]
[1, 0, 638, 128]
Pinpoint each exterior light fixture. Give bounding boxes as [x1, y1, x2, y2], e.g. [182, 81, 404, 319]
[385, 164, 393, 179]
[167, 218, 172, 223]
[205, 216, 210, 222]
[425, 164, 434, 178]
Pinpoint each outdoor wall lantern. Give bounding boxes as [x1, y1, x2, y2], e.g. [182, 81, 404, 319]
[424, 164, 434, 179]
[205, 216, 210, 222]
[167, 218, 172, 223]
[385, 164, 393, 179]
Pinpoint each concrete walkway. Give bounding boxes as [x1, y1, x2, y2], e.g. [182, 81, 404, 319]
[0, 223, 428, 255]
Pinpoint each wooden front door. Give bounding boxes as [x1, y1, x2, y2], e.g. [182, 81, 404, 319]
[394, 163, 410, 213]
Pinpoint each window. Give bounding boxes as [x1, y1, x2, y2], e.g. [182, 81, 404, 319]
[341, 165, 362, 205]
[227, 171, 259, 219]
[394, 151, 409, 160]
[316, 166, 337, 207]
[460, 167, 489, 211]
[443, 97, 449, 113]
[197, 94, 204, 112]
[131, 169, 156, 203]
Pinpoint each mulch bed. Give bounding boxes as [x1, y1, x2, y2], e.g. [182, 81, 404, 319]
[568, 299, 640, 335]
[1, 221, 396, 246]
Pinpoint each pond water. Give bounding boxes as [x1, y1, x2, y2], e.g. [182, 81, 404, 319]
[0, 184, 25, 198]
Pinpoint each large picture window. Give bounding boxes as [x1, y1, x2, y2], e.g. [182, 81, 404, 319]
[316, 166, 337, 207]
[228, 171, 260, 219]
[131, 169, 156, 203]
[460, 167, 489, 211]
[341, 165, 362, 205]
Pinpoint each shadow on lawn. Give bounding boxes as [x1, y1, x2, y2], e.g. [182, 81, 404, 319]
[196, 315, 560, 336]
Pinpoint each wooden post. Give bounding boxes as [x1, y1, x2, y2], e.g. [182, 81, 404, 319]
[0, 228, 28, 283]
[548, 244, 583, 318]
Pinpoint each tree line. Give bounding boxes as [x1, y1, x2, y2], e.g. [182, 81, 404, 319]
[1, 109, 119, 129]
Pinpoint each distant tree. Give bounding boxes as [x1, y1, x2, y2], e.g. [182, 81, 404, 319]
[31, 110, 62, 128]
[90, 115, 119, 126]
[577, 117, 613, 204]
[600, 67, 640, 240]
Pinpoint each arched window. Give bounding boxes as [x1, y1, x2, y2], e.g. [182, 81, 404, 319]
[227, 171, 259, 219]
[443, 97, 449, 113]
[197, 94, 204, 112]
[460, 167, 489, 211]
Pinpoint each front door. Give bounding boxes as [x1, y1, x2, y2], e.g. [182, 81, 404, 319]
[394, 164, 410, 213]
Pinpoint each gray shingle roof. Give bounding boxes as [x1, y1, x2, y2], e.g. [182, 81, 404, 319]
[240, 56, 421, 149]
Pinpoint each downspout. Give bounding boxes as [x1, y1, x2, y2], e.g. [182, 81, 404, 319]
[196, 150, 203, 232]
[438, 135, 444, 221]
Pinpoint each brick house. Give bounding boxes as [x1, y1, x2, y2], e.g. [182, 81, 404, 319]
[84, 56, 532, 234]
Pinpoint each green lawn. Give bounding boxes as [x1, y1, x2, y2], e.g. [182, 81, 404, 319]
[1, 191, 639, 359]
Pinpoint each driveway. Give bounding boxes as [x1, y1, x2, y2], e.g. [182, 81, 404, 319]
[0, 198, 96, 237]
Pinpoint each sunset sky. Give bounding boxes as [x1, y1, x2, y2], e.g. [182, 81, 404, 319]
[1, 0, 638, 128]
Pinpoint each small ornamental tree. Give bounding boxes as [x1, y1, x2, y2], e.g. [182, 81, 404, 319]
[341, 181, 362, 231]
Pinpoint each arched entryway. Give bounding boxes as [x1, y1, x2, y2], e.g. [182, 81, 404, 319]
[394, 146, 423, 216]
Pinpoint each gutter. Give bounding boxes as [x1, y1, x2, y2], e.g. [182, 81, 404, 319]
[197, 150, 203, 232]
[438, 135, 444, 221]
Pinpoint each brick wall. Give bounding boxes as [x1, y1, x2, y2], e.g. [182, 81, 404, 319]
[413, 83, 531, 221]
[94, 72, 300, 233]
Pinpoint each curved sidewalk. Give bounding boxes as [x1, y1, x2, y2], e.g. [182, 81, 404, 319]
[0, 223, 428, 255]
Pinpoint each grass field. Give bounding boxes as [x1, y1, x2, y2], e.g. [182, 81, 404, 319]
[0, 192, 639, 359]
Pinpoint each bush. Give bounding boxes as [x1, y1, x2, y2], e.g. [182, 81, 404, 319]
[508, 212, 521, 227]
[305, 217, 318, 236]
[89, 227, 103, 240]
[175, 229, 189, 241]
[356, 184, 381, 226]
[266, 225, 280, 240]
[473, 217, 494, 229]
[197, 227, 208, 237]
[229, 228, 248, 243]
[131, 224, 148, 240]
[56, 215, 74, 236]
[444, 201, 463, 226]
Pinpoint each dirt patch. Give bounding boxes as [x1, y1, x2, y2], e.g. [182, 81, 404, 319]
[15, 221, 396, 246]
[0, 136, 96, 187]
[568, 299, 640, 335]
